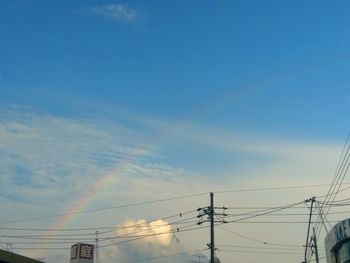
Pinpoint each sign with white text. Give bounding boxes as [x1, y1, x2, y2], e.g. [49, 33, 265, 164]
[70, 243, 94, 263]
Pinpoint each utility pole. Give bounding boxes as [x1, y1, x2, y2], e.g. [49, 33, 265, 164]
[210, 192, 215, 263]
[95, 231, 100, 263]
[197, 192, 227, 263]
[303, 197, 315, 263]
[312, 228, 320, 263]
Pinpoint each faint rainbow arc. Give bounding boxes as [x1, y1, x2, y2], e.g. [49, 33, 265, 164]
[51, 77, 280, 232]
[52, 168, 120, 231]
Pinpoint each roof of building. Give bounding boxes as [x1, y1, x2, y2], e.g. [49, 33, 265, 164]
[0, 249, 45, 263]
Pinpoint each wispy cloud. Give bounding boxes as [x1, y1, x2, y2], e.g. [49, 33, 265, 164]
[0, 105, 345, 263]
[89, 4, 141, 23]
[0, 105, 209, 261]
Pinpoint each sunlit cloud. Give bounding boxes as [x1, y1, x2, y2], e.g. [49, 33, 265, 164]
[117, 219, 173, 246]
[101, 219, 192, 262]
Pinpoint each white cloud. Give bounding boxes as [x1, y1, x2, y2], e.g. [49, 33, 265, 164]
[98, 219, 193, 263]
[0, 105, 347, 263]
[90, 4, 140, 23]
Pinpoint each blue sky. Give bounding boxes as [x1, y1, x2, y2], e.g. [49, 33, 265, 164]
[1, 1, 350, 263]
[1, 0, 350, 139]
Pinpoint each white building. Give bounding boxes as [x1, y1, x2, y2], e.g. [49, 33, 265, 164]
[325, 218, 350, 263]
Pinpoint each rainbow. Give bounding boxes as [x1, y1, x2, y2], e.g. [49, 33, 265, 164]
[50, 79, 277, 232]
[52, 167, 120, 230]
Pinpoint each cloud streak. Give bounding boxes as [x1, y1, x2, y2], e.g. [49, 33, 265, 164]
[0, 105, 345, 263]
[90, 4, 141, 23]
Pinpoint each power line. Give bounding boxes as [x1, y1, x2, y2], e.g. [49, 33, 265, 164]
[216, 243, 316, 252]
[0, 193, 207, 225]
[0, 211, 194, 232]
[214, 183, 346, 194]
[2, 182, 347, 226]
[100, 224, 211, 248]
[217, 225, 321, 249]
[125, 250, 206, 263]
[0, 216, 199, 241]
[315, 133, 350, 238]
[0, 198, 316, 248]
[4, 194, 348, 254]
[219, 248, 305, 255]
[224, 200, 306, 224]
[8, 224, 207, 250]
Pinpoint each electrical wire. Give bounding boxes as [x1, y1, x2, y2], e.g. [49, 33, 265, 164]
[214, 183, 344, 194]
[1, 212, 201, 248]
[3, 192, 347, 255]
[0, 193, 207, 225]
[124, 249, 206, 263]
[0, 210, 198, 238]
[217, 226, 304, 248]
[224, 200, 306, 224]
[2, 182, 348, 226]
[315, 133, 350, 238]
[219, 248, 304, 255]
[216, 243, 305, 251]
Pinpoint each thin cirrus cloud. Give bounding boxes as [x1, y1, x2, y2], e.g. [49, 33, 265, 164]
[0, 106, 156, 206]
[0, 105, 340, 209]
[89, 4, 141, 23]
[0, 106, 345, 263]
